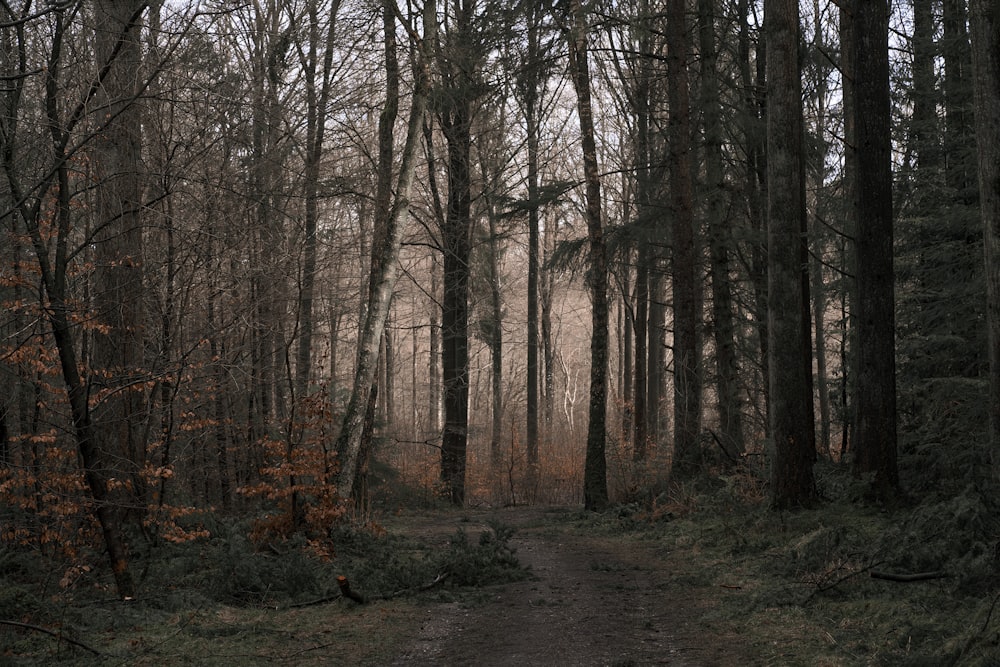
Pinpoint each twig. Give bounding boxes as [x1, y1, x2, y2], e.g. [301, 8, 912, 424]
[804, 559, 886, 603]
[870, 570, 947, 582]
[384, 571, 450, 599]
[286, 593, 343, 609]
[981, 591, 1000, 634]
[0, 620, 101, 656]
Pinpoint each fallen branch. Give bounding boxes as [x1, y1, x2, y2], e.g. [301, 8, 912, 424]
[286, 593, 343, 609]
[0, 620, 101, 656]
[804, 559, 886, 603]
[383, 571, 450, 599]
[285, 571, 451, 609]
[870, 570, 947, 583]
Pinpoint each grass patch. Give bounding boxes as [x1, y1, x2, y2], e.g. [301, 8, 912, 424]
[0, 516, 527, 665]
[592, 463, 1000, 666]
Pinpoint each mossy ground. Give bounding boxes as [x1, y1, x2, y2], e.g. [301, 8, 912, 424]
[584, 461, 1000, 666]
[4, 463, 999, 665]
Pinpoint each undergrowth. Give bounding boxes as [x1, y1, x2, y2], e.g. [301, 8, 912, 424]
[0, 514, 526, 664]
[580, 460, 1000, 666]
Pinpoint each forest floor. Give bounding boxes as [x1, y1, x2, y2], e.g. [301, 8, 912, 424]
[7, 487, 1000, 665]
[385, 505, 748, 666]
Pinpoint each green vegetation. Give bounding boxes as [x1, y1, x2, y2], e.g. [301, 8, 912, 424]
[584, 461, 1000, 666]
[0, 517, 526, 665]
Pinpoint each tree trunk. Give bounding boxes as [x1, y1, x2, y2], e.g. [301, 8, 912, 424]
[765, 0, 816, 508]
[567, 0, 610, 510]
[295, 0, 340, 405]
[522, 1, 544, 489]
[668, 0, 702, 476]
[851, 0, 899, 498]
[969, 0, 1000, 475]
[701, 0, 744, 460]
[487, 208, 504, 473]
[335, 0, 435, 502]
[809, 0, 831, 460]
[840, 0, 857, 458]
[92, 0, 147, 518]
[943, 0, 976, 199]
[438, 0, 485, 506]
[738, 0, 769, 436]
[633, 250, 649, 459]
[429, 258, 441, 436]
[911, 0, 941, 176]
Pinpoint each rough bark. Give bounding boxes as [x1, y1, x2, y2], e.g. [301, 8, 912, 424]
[701, 0, 744, 460]
[969, 0, 1000, 474]
[92, 0, 147, 517]
[765, 0, 817, 508]
[438, 0, 478, 506]
[567, 0, 609, 511]
[667, 0, 701, 476]
[851, 0, 899, 498]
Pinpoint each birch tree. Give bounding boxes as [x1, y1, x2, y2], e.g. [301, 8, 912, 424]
[336, 0, 436, 502]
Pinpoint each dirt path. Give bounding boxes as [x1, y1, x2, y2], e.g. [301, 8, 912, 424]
[390, 506, 747, 666]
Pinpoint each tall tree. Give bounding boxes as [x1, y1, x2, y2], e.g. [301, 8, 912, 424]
[336, 0, 436, 502]
[293, 0, 340, 414]
[764, 0, 816, 508]
[566, 0, 610, 510]
[850, 0, 898, 498]
[438, 0, 485, 505]
[700, 0, 745, 459]
[1, 0, 145, 599]
[667, 0, 702, 475]
[92, 0, 148, 515]
[512, 0, 553, 491]
[969, 0, 1000, 472]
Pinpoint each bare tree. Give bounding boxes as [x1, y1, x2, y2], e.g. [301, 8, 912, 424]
[336, 0, 436, 502]
[566, 0, 610, 510]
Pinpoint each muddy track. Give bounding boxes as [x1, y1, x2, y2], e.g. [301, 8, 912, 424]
[390, 506, 746, 666]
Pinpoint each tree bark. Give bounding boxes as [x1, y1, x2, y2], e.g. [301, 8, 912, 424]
[701, 0, 744, 460]
[969, 0, 1000, 475]
[851, 0, 899, 498]
[765, 0, 817, 508]
[567, 0, 610, 510]
[438, 0, 479, 506]
[335, 0, 435, 502]
[667, 0, 701, 476]
[92, 0, 147, 519]
[521, 0, 545, 489]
